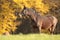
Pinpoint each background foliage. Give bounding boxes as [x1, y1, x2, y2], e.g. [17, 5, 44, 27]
[0, 0, 60, 34]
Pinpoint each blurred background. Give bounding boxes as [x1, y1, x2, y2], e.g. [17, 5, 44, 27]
[0, 0, 60, 35]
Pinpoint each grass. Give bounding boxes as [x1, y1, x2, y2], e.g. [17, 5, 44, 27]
[0, 33, 60, 40]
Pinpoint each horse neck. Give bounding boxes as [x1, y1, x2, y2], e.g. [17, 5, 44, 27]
[30, 12, 39, 22]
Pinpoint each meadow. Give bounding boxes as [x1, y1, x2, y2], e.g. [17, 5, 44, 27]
[0, 33, 60, 40]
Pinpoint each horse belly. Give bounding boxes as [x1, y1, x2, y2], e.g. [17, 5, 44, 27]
[42, 19, 52, 29]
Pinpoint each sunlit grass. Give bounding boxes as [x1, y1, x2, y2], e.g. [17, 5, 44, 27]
[0, 33, 60, 40]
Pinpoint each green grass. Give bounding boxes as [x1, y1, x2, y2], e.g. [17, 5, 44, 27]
[0, 33, 60, 40]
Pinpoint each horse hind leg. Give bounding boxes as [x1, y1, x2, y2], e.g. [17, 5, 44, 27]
[51, 23, 57, 34]
[50, 17, 58, 34]
[49, 25, 54, 34]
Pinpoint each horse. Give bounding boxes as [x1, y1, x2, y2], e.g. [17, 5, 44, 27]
[22, 7, 58, 34]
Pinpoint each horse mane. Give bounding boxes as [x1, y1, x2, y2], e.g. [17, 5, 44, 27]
[27, 8, 41, 17]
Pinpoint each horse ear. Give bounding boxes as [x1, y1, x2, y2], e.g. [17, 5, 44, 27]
[21, 6, 27, 14]
[24, 6, 27, 10]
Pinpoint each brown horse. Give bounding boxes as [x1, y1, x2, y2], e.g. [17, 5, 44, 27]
[22, 8, 58, 34]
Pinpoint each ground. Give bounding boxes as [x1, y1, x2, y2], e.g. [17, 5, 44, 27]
[0, 33, 60, 40]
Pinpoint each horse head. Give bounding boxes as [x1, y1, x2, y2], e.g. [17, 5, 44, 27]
[22, 7, 36, 16]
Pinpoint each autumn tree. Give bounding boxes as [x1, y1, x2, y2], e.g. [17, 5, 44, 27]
[0, 0, 20, 34]
[0, 0, 60, 34]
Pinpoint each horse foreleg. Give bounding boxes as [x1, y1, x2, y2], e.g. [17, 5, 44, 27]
[37, 20, 43, 34]
[38, 26, 41, 33]
[38, 23, 42, 33]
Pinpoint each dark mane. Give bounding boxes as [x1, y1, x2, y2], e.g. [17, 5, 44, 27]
[25, 8, 41, 17]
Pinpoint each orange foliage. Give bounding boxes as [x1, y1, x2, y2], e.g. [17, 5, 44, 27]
[13, 0, 50, 14]
[0, 0, 17, 34]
